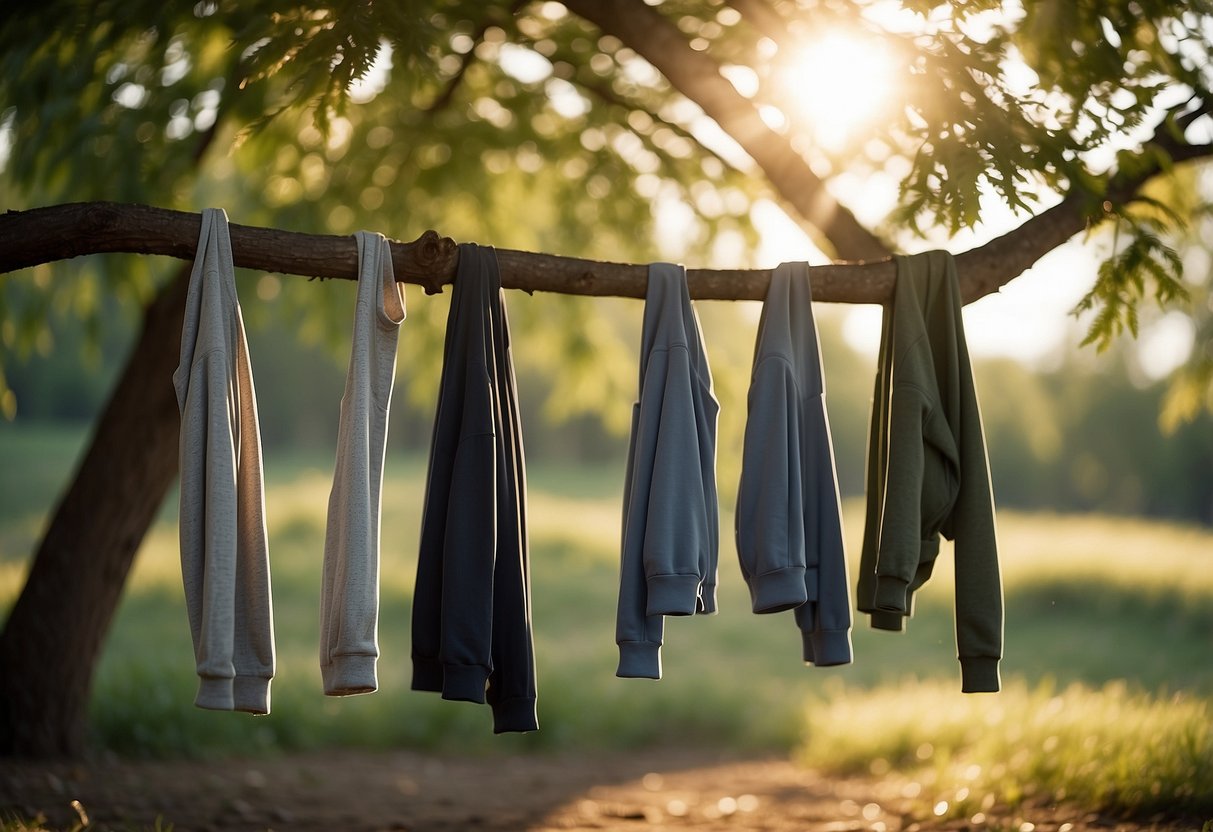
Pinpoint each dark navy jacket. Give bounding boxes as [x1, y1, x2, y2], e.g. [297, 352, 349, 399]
[411, 244, 537, 732]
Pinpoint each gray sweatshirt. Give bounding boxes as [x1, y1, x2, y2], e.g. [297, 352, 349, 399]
[173, 208, 275, 713]
[616, 262, 719, 680]
[319, 231, 406, 696]
[736, 262, 852, 667]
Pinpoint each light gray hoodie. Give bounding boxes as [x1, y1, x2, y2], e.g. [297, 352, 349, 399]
[616, 262, 719, 680]
[173, 208, 275, 713]
[319, 231, 406, 696]
[736, 262, 852, 667]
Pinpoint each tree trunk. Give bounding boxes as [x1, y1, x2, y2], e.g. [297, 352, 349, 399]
[0, 265, 188, 757]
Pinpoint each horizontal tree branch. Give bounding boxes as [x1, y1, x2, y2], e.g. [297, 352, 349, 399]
[4, 131, 1211, 305]
[0, 201, 898, 302]
[0, 198, 1086, 306]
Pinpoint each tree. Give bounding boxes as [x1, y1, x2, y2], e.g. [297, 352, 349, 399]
[2, 0, 1212, 756]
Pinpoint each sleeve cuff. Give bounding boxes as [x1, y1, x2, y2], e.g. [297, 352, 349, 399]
[747, 566, 807, 614]
[874, 575, 910, 613]
[322, 654, 378, 697]
[410, 656, 444, 693]
[617, 641, 662, 679]
[960, 656, 1001, 693]
[440, 663, 490, 704]
[869, 610, 905, 631]
[646, 574, 702, 616]
[235, 675, 272, 714]
[492, 696, 539, 733]
[805, 628, 853, 667]
[194, 675, 234, 711]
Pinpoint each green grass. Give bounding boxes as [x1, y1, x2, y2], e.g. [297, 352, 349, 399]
[3, 423, 1213, 820]
[798, 679, 1213, 818]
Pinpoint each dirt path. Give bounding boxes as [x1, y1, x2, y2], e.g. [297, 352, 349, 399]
[0, 748, 1196, 832]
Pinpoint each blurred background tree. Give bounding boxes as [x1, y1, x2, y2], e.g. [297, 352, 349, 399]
[1, 0, 1212, 756]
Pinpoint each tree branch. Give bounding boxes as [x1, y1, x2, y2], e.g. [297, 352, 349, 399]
[0, 202, 894, 302]
[5, 126, 1212, 310]
[561, 0, 891, 262]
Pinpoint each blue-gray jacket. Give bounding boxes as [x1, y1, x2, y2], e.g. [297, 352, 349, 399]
[736, 262, 852, 667]
[616, 263, 719, 679]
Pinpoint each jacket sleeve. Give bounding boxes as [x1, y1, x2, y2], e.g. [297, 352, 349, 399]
[319, 301, 381, 696]
[437, 365, 498, 703]
[485, 286, 539, 733]
[178, 349, 241, 712]
[794, 392, 853, 666]
[736, 357, 808, 614]
[616, 401, 665, 679]
[641, 344, 711, 617]
[951, 375, 1003, 692]
[320, 234, 404, 698]
[873, 379, 929, 616]
[856, 304, 895, 626]
[229, 325, 274, 715]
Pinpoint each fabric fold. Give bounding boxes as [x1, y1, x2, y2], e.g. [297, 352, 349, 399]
[616, 262, 719, 680]
[173, 207, 275, 714]
[736, 262, 852, 667]
[856, 251, 1003, 693]
[319, 231, 405, 696]
[411, 243, 537, 732]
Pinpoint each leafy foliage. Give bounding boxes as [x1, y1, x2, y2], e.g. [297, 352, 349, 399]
[1073, 205, 1189, 350]
[0, 0, 762, 419]
[3, 0, 1213, 421]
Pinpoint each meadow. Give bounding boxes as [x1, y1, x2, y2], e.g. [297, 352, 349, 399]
[1, 423, 1210, 819]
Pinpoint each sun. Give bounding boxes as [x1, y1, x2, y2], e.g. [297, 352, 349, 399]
[780, 29, 898, 151]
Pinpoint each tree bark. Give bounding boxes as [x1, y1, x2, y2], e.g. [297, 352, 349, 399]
[0, 265, 189, 757]
[0, 199, 1089, 306]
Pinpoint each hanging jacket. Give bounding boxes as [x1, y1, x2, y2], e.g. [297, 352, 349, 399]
[616, 262, 719, 680]
[319, 231, 406, 696]
[411, 243, 537, 733]
[173, 207, 275, 713]
[856, 250, 1003, 693]
[736, 262, 852, 667]
[483, 263, 538, 732]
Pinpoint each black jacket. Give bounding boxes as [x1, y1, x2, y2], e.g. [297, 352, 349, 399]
[411, 243, 537, 732]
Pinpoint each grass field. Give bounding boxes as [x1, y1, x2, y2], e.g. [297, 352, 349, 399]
[2, 423, 1211, 817]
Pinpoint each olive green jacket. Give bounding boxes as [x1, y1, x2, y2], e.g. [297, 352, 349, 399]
[856, 251, 1003, 693]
